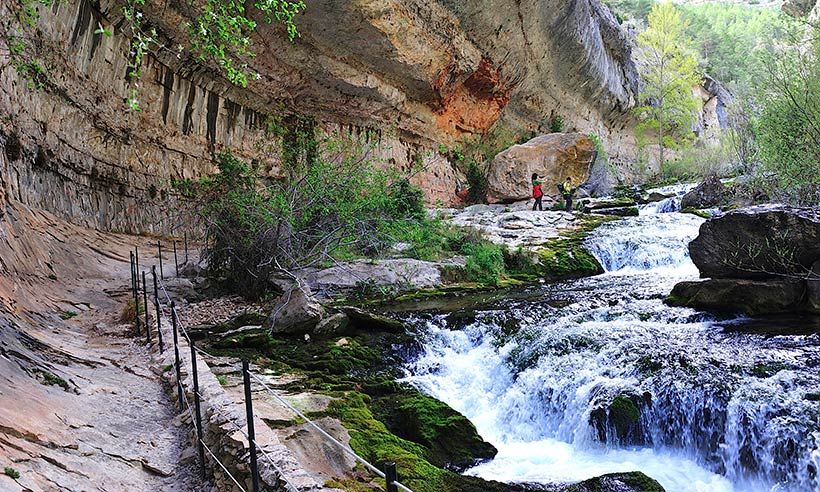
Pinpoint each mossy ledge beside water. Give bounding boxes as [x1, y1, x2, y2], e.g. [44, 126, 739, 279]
[205, 326, 539, 491]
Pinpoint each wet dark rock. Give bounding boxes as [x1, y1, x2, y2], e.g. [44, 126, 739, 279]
[672, 206, 820, 316]
[807, 260, 820, 313]
[648, 191, 676, 202]
[583, 197, 636, 211]
[341, 307, 406, 333]
[668, 279, 806, 316]
[680, 175, 727, 209]
[566, 471, 665, 492]
[689, 206, 820, 280]
[588, 206, 639, 217]
[211, 325, 271, 349]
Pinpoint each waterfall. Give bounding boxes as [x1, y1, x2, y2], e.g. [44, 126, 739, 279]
[640, 196, 682, 215]
[584, 213, 704, 273]
[638, 183, 697, 216]
[402, 212, 820, 492]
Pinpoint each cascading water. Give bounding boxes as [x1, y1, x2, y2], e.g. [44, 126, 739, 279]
[638, 183, 696, 216]
[401, 212, 820, 492]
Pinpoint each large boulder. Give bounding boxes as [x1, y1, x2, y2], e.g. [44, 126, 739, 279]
[689, 206, 820, 280]
[487, 133, 596, 202]
[680, 175, 727, 209]
[263, 285, 325, 334]
[579, 151, 619, 198]
[668, 278, 806, 315]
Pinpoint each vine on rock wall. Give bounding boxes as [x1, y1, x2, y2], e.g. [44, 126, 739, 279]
[4, 0, 305, 109]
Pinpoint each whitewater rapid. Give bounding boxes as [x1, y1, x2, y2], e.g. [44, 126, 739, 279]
[401, 211, 820, 492]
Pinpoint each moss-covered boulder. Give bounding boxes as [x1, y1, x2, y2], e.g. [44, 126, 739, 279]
[328, 392, 531, 492]
[371, 388, 497, 471]
[211, 325, 272, 349]
[590, 394, 646, 445]
[535, 236, 603, 279]
[567, 471, 665, 492]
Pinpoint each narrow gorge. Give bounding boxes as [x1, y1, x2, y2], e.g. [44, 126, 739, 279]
[1, 0, 819, 491]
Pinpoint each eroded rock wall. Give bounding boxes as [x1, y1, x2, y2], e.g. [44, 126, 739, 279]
[1, 0, 642, 233]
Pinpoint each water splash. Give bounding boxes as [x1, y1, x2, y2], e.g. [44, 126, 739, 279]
[584, 213, 704, 273]
[402, 213, 820, 492]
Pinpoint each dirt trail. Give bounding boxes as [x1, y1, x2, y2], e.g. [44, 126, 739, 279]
[0, 202, 201, 491]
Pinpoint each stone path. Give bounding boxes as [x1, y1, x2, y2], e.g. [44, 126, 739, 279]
[0, 203, 201, 491]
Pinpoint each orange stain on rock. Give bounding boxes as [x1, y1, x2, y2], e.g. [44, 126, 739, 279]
[434, 58, 512, 138]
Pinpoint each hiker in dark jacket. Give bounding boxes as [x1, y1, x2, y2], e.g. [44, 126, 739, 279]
[557, 177, 576, 212]
[532, 173, 544, 211]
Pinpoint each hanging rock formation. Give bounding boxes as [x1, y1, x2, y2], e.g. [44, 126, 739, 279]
[0, 0, 641, 233]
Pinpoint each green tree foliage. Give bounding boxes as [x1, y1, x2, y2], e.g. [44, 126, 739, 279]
[604, 0, 654, 25]
[754, 25, 820, 204]
[634, 2, 701, 170]
[188, 0, 305, 87]
[193, 144, 428, 297]
[679, 2, 785, 86]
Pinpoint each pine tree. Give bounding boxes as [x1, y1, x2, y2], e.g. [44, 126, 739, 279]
[634, 2, 701, 170]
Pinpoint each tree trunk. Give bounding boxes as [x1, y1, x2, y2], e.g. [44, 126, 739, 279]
[658, 113, 665, 171]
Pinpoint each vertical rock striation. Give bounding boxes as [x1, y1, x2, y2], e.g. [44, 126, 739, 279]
[1, 0, 641, 233]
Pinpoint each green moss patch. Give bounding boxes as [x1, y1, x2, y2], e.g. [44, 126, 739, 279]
[567, 471, 665, 492]
[681, 207, 713, 219]
[534, 236, 603, 279]
[328, 392, 522, 492]
[370, 388, 497, 470]
[39, 371, 69, 391]
[590, 394, 645, 445]
[213, 328, 518, 492]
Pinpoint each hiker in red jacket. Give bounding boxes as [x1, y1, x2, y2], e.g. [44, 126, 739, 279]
[532, 173, 544, 211]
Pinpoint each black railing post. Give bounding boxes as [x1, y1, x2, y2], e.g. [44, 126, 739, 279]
[173, 240, 179, 277]
[130, 251, 135, 295]
[242, 360, 261, 492]
[135, 246, 140, 288]
[157, 240, 164, 280]
[190, 339, 206, 479]
[143, 271, 151, 344]
[171, 301, 184, 410]
[152, 266, 165, 353]
[142, 271, 149, 338]
[130, 252, 138, 332]
[385, 462, 398, 492]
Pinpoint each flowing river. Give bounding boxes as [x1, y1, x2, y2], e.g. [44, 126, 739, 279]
[401, 210, 820, 492]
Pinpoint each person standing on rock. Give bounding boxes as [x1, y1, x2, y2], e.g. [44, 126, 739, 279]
[532, 173, 544, 211]
[558, 177, 576, 212]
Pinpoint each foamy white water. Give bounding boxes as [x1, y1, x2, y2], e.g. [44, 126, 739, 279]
[402, 212, 820, 492]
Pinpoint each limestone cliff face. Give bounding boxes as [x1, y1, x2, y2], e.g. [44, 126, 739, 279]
[0, 0, 641, 233]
